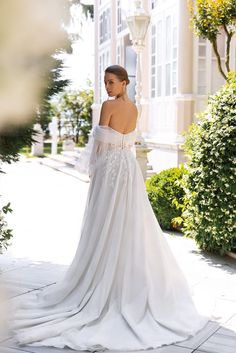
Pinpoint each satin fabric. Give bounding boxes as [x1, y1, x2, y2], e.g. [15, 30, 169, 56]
[11, 125, 208, 351]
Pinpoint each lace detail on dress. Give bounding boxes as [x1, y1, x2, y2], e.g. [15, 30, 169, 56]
[102, 144, 132, 188]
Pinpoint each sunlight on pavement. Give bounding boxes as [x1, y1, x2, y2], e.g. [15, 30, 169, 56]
[0, 160, 89, 265]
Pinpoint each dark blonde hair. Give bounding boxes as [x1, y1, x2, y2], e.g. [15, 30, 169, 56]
[105, 65, 130, 85]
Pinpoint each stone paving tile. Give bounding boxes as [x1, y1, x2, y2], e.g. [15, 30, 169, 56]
[1, 263, 67, 285]
[2, 284, 35, 299]
[174, 321, 219, 350]
[2, 337, 87, 353]
[196, 316, 236, 353]
[210, 300, 236, 326]
[197, 335, 236, 353]
[0, 348, 32, 353]
[0, 257, 31, 275]
[1, 263, 67, 300]
[2, 337, 194, 353]
[110, 346, 193, 353]
[224, 314, 236, 332]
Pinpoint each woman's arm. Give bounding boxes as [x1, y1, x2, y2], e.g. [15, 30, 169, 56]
[99, 101, 113, 126]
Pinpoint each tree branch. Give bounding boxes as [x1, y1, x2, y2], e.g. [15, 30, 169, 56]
[212, 38, 227, 80]
[223, 24, 233, 73]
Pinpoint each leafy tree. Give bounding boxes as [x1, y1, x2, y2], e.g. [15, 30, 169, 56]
[182, 73, 236, 255]
[52, 86, 93, 145]
[0, 202, 13, 253]
[188, 0, 236, 79]
[36, 0, 94, 135]
[0, 124, 36, 163]
[36, 57, 70, 136]
[69, 0, 94, 19]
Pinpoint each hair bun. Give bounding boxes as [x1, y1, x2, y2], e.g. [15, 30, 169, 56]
[105, 65, 130, 86]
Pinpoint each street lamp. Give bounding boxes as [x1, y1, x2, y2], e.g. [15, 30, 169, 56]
[126, 0, 150, 143]
[126, 0, 151, 179]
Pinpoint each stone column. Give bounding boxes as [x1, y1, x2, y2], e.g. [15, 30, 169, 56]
[31, 124, 44, 156]
[136, 145, 152, 180]
[49, 116, 58, 155]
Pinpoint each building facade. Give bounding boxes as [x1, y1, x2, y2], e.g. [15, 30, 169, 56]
[93, 0, 236, 172]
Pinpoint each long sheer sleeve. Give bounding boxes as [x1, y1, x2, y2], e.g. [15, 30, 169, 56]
[75, 127, 98, 177]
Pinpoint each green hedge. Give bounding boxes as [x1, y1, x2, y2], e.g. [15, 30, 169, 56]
[145, 164, 187, 230]
[182, 73, 236, 255]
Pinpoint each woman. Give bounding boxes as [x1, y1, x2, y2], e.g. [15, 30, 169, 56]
[12, 65, 208, 351]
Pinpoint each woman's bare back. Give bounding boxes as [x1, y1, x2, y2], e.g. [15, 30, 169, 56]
[100, 97, 138, 134]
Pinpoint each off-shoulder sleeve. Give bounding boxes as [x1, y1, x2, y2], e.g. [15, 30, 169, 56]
[75, 126, 98, 177]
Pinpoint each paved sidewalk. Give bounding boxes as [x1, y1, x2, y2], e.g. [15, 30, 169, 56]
[0, 160, 235, 353]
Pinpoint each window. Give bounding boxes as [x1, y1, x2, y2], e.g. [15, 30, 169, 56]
[117, 44, 121, 65]
[165, 63, 171, 96]
[151, 0, 158, 9]
[150, 14, 178, 98]
[197, 38, 207, 95]
[156, 20, 162, 96]
[99, 7, 111, 44]
[117, 0, 127, 33]
[172, 22, 177, 94]
[165, 16, 171, 95]
[99, 50, 110, 102]
[151, 24, 156, 97]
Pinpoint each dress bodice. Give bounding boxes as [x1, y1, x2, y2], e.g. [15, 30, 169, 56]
[92, 125, 137, 148]
[75, 125, 137, 177]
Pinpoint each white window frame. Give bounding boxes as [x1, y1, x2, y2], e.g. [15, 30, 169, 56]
[150, 11, 178, 98]
[99, 49, 110, 103]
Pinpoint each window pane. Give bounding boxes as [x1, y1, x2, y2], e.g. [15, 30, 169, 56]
[152, 36, 156, 53]
[198, 58, 206, 70]
[173, 47, 177, 59]
[151, 76, 155, 91]
[166, 63, 171, 95]
[198, 86, 206, 95]
[199, 45, 206, 57]
[198, 70, 206, 86]
[173, 27, 177, 46]
[157, 66, 162, 96]
[172, 71, 177, 86]
[152, 25, 156, 35]
[157, 21, 162, 64]
[165, 16, 171, 61]
[151, 0, 157, 9]
[199, 37, 206, 44]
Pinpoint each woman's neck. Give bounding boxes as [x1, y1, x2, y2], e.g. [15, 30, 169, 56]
[116, 92, 128, 101]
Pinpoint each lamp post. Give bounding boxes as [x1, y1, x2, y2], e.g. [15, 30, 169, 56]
[126, 0, 151, 179]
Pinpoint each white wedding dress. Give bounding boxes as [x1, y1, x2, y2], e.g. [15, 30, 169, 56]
[11, 125, 208, 351]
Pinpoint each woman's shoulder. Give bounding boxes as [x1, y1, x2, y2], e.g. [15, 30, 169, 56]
[108, 98, 137, 109]
[101, 98, 138, 118]
[100, 99, 116, 113]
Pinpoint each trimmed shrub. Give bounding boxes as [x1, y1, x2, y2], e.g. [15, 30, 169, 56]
[182, 73, 236, 255]
[145, 164, 187, 230]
